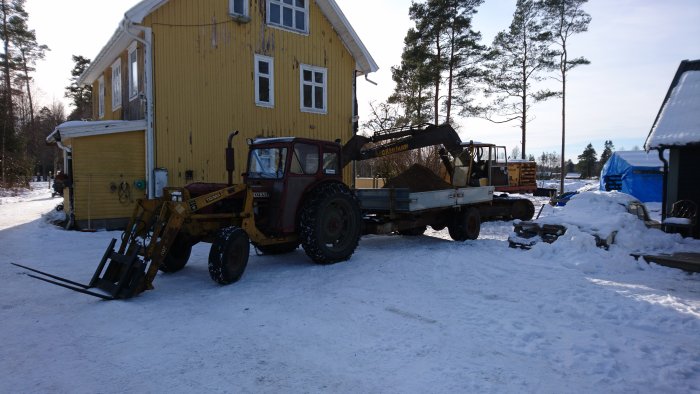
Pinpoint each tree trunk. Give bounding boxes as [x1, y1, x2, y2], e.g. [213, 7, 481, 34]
[434, 33, 441, 125]
[21, 52, 34, 126]
[446, 27, 455, 125]
[1, 0, 10, 186]
[559, 60, 567, 194]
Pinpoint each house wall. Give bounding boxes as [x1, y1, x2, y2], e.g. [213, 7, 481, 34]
[677, 146, 700, 237]
[143, 0, 356, 186]
[67, 131, 147, 229]
[92, 50, 145, 121]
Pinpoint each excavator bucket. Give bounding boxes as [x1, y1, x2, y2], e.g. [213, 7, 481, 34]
[13, 198, 183, 300]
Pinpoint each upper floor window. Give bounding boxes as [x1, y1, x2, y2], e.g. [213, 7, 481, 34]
[98, 76, 105, 119]
[268, 0, 308, 33]
[111, 60, 122, 111]
[254, 54, 274, 108]
[230, 0, 248, 18]
[300, 64, 327, 114]
[128, 42, 139, 101]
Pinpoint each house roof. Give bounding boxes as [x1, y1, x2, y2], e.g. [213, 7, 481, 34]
[46, 120, 148, 143]
[79, 0, 378, 86]
[645, 59, 700, 150]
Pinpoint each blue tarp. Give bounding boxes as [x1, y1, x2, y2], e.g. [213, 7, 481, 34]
[599, 151, 665, 202]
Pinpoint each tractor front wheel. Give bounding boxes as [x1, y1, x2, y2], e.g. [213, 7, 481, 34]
[299, 183, 362, 264]
[208, 226, 250, 285]
[159, 235, 192, 273]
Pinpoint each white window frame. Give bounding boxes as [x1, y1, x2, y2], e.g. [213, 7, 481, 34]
[300, 64, 327, 114]
[111, 59, 122, 111]
[267, 0, 309, 34]
[254, 54, 274, 108]
[128, 42, 139, 101]
[229, 0, 249, 18]
[98, 76, 105, 119]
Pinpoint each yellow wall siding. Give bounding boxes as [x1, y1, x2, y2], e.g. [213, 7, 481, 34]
[144, 0, 356, 185]
[68, 131, 146, 221]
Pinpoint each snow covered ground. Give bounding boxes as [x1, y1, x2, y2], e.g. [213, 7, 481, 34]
[1, 182, 699, 393]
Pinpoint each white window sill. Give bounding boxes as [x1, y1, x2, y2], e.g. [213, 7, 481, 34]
[267, 23, 309, 36]
[301, 107, 327, 115]
[256, 102, 274, 109]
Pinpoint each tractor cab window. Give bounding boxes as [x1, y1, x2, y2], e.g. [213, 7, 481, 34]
[290, 143, 319, 175]
[323, 152, 339, 175]
[248, 147, 288, 179]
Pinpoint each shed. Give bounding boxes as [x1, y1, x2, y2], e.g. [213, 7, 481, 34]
[644, 59, 700, 238]
[599, 151, 665, 202]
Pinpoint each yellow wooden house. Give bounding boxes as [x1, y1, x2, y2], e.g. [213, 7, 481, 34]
[47, 0, 377, 230]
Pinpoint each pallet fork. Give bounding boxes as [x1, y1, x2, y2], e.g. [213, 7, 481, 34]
[13, 199, 185, 300]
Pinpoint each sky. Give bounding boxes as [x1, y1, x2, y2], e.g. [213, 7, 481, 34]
[25, 0, 700, 162]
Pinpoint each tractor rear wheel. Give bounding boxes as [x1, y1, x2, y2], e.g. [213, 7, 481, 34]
[299, 183, 362, 264]
[399, 226, 427, 236]
[448, 207, 481, 241]
[159, 235, 192, 273]
[255, 242, 299, 255]
[208, 226, 250, 285]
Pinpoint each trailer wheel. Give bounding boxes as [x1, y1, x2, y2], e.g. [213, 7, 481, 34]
[399, 226, 427, 236]
[511, 199, 535, 221]
[208, 226, 250, 285]
[159, 235, 192, 273]
[300, 183, 362, 264]
[255, 242, 299, 255]
[448, 207, 481, 241]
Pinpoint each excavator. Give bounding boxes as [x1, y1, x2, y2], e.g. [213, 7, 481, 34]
[14, 123, 533, 299]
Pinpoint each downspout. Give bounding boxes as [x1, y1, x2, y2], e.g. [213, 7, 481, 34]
[122, 19, 156, 198]
[53, 132, 75, 229]
[657, 147, 669, 221]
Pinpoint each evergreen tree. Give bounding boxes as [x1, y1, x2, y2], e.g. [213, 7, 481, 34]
[565, 159, 575, 173]
[65, 55, 92, 120]
[401, 0, 485, 125]
[9, 13, 47, 126]
[390, 29, 433, 125]
[576, 143, 597, 178]
[541, 0, 591, 192]
[483, 0, 556, 159]
[599, 139, 613, 170]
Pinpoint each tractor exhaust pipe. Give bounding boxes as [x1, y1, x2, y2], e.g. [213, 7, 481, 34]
[227, 131, 239, 186]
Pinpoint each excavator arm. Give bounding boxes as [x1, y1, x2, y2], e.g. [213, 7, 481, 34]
[341, 123, 464, 170]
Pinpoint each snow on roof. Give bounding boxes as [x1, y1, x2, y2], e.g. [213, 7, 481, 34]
[612, 150, 664, 168]
[79, 0, 378, 86]
[46, 120, 147, 143]
[645, 60, 700, 149]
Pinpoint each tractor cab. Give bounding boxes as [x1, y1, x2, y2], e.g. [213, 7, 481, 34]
[244, 137, 343, 236]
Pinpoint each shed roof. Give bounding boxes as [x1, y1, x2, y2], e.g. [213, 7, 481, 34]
[79, 0, 378, 86]
[645, 59, 700, 150]
[46, 120, 148, 143]
[611, 150, 666, 168]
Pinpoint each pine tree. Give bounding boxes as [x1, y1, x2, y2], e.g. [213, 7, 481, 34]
[390, 29, 433, 125]
[483, 0, 556, 159]
[541, 0, 591, 192]
[9, 14, 48, 126]
[65, 55, 92, 120]
[599, 139, 613, 170]
[400, 0, 485, 125]
[576, 143, 597, 178]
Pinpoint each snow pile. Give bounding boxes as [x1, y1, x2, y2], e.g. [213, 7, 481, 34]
[516, 191, 700, 274]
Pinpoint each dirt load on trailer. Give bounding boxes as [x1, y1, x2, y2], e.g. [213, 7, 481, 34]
[383, 164, 453, 192]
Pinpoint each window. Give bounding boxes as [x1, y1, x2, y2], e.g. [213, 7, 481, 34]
[290, 143, 319, 175]
[300, 65, 327, 114]
[111, 60, 122, 111]
[229, 0, 248, 18]
[268, 0, 308, 33]
[247, 148, 288, 179]
[128, 42, 139, 100]
[254, 55, 274, 107]
[98, 76, 105, 119]
[323, 152, 339, 175]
